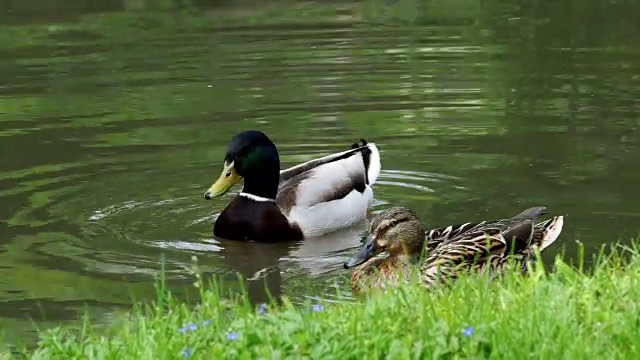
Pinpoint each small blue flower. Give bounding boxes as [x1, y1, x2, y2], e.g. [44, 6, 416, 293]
[463, 326, 474, 337]
[312, 304, 324, 312]
[257, 303, 266, 315]
[178, 323, 197, 333]
[181, 347, 192, 358]
[226, 332, 239, 341]
[202, 320, 211, 326]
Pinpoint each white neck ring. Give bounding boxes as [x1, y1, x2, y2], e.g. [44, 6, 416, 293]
[239, 192, 276, 203]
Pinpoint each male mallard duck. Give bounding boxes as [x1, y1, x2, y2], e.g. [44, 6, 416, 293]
[343, 206, 564, 294]
[204, 130, 381, 242]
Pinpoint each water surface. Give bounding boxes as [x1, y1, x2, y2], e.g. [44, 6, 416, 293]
[1, 0, 639, 348]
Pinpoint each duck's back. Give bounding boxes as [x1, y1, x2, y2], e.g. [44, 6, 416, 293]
[213, 196, 303, 242]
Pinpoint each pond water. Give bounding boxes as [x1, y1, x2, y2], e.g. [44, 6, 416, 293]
[1, 0, 639, 349]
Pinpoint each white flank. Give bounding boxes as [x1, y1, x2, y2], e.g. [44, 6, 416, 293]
[288, 186, 374, 237]
[539, 216, 564, 251]
[276, 141, 381, 237]
[292, 152, 366, 206]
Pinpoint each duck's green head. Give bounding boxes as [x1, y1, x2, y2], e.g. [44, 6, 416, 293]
[344, 207, 426, 269]
[205, 130, 279, 200]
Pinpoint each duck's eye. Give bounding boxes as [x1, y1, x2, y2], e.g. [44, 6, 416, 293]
[389, 219, 398, 227]
[225, 172, 231, 178]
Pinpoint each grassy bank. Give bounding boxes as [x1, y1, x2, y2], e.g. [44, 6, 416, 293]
[8, 242, 640, 359]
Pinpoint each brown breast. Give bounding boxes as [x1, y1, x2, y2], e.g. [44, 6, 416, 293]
[213, 196, 303, 242]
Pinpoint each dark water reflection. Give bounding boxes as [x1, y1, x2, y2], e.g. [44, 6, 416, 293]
[1, 0, 639, 348]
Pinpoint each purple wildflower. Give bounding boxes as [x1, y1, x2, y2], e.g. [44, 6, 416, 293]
[312, 304, 324, 312]
[257, 303, 266, 315]
[463, 326, 474, 337]
[181, 347, 192, 358]
[226, 332, 239, 341]
[202, 320, 211, 326]
[178, 323, 197, 333]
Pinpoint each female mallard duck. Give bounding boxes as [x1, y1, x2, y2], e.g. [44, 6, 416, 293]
[204, 130, 381, 242]
[343, 206, 564, 294]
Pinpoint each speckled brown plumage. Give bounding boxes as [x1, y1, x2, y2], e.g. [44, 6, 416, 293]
[345, 206, 565, 294]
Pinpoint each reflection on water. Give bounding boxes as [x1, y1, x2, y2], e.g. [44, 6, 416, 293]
[1, 0, 640, 349]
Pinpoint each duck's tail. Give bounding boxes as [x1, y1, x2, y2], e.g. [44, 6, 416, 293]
[350, 139, 381, 185]
[365, 143, 381, 185]
[534, 215, 565, 251]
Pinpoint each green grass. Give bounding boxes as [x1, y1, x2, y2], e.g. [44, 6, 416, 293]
[6, 242, 640, 359]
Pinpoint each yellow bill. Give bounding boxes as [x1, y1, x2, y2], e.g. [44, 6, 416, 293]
[204, 161, 241, 199]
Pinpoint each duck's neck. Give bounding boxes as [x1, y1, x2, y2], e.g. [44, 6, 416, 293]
[396, 253, 421, 265]
[242, 168, 280, 200]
